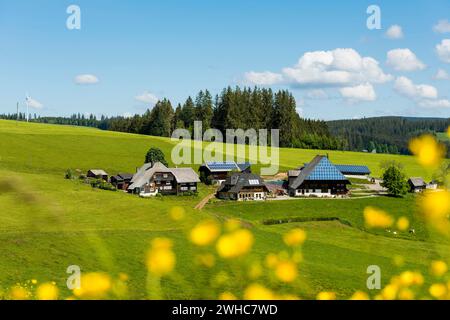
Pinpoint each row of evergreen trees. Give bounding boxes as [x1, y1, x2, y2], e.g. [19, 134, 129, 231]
[106, 87, 345, 149]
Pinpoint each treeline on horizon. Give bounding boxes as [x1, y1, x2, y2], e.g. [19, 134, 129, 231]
[1, 87, 449, 156]
[328, 117, 450, 156]
[0, 87, 346, 151]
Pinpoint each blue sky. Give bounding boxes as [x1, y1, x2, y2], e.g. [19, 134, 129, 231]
[1, 0, 450, 120]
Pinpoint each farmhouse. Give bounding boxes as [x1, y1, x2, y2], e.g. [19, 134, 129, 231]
[408, 177, 426, 193]
[217, 172, 269, 201]
[127, 162, 200, 197]
[288, 155, 350, 198]
[199, 161, 251, 185]
[87, 169, 109, 181]
[110, 173, 133, 191]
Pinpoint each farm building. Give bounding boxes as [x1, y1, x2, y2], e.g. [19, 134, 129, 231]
[199, 161, 251, 185]
[408, 177, 427, 193]
[87, 169, 109, 181]
[288, 155, 351, 198]
[127, 162, 200, 197]
[335, 164, 371, 177]
[110, 173, 133, 191]
[217, 172, 269, 201]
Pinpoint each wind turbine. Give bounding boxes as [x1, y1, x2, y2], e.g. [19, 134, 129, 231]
[25, 93, 30, 122]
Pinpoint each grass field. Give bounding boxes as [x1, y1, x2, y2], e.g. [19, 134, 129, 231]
[0, 119, 449, 299]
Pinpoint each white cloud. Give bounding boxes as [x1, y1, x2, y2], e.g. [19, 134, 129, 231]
[75, 74, 99, 85]
[386, 49, 425, 71]
[244, 71, 284, 85]
[386, 25, 403, 39]
[433, 20, 450, 33]
[26, 96, 43, 109]
[394, 76, 437, 100]
[135, 91, 159, 105]
[393, 76, 450, 108]
[281, 48, 392, 86]
[434, 69, 450, 80]
[418, 99, 450, 108]
[436, 39, 450, 63]
[306, 89, 328, 99]
[339, 83, 376, 102]
[245, 48, 392, 90]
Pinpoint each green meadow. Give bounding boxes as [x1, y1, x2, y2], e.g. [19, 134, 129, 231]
[0, 119, 449, 299]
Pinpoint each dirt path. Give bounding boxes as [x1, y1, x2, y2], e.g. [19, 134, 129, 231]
[194, 191, 217, 210]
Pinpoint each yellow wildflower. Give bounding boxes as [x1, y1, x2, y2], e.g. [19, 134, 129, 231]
[275, 261, 298, 283]
[244, 284, 274, 300]
[349, 291, 369, 300]
[36, 283, 59, 300]
[265, 253, 279, 269]
[190, 220, 220, 246]
[398, 288, 414, 300]
[283, 228, 307, 247]
[412, 272, 424, 286]
[73, 272, 112, 299]
[420, 191, 450, 220]
[396, 217, 410, 231]
[399, 271, 415, 287]
[146, 238, 176, 276]
[10, 286, 29, 300]
[219, 292, 237, 300]
[317, 291, 336, 300]
[381, 284, 398, 300]
[216, 229, 254, 259]
[409, 135, 445, 168]
[364, 207, 394, 229]
[429, 283, 447, 299]
[431, 261, 448, 277]
[118, 273, 129, 282]
[31, 279, 38, 285]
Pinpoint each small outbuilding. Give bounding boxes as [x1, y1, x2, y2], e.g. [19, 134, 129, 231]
[87, 169, 109, 181]
[408, 177, 427, 193]
[110, 173, 134, 190]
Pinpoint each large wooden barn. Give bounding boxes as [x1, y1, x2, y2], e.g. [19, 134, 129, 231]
[288, 155, 351, 198]
[127, 162, 200, 197]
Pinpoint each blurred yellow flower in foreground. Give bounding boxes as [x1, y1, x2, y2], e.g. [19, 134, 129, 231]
[275, 261, 298, 283]
[431, 260, 448, 277]
[146, 238, 176, 276]
[265, 253, 279, 269]
[419, 190, 450, 234]
[381, 284, 398, 300]
[316, 291, 336, 300]
[447, 126, 450, 138]
[283, 228, 307, 247]
[216, 229, 254, 259]
[398, 288, 414, 300]
[10, 286, 29, 300]
[190, 220, 220, 246]
[349, 291, 369, 300]
[396, 217, 410, 231]
[429, 283, 447, 299]
[169, 206, 185, 221]
[409, 135, 445, 168]
[73, 272, 112, 299]
[36, 283, 59, 300]
[219, 292, 237, 300]
[244, 284, 274, 300]
[31, 279, 38, 285]
[364, 207, 394, 229]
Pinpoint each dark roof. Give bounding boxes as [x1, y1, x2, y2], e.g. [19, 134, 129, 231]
[118, 173, 134, 180]
[201, 162, 251, 173]
[218, 173, 268, 194]
[408, 177, 426, 187]
[289, 156, 349, 189]
[335, 165, 371, 175]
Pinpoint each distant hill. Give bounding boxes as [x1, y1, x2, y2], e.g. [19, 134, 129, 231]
[327, 116, 450, 156]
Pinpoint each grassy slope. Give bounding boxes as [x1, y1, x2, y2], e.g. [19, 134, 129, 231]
[0, 120, 449, 299]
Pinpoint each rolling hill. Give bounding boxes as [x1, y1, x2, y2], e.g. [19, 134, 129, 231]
[0, 119, 448, 299]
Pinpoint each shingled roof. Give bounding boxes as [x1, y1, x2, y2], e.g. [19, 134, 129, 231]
[218, 172, 268, 194]
[408, 177, 426, 187]
[289, 155, 349, 190]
